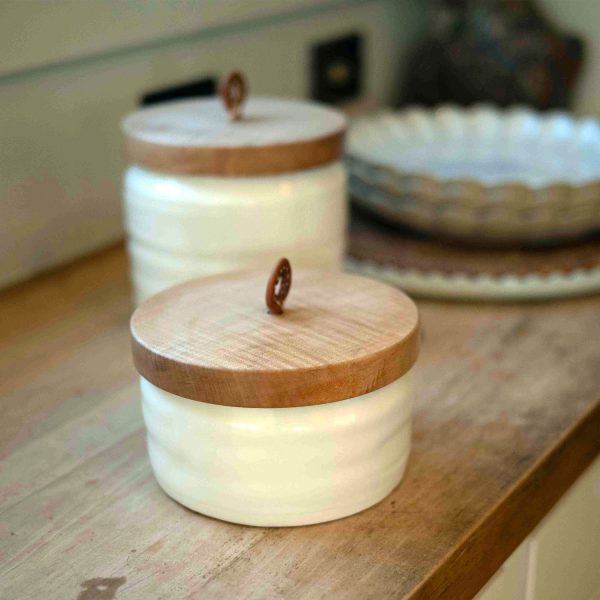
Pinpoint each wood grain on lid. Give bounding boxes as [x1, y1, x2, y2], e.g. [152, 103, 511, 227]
[130, 269, 420, 408]
[122, 97, 346, 176]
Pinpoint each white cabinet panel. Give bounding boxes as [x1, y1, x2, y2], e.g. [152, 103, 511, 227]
[475, 455, 600, 600]
[475, 541, 529, 600]
[527, 455, 600, 600]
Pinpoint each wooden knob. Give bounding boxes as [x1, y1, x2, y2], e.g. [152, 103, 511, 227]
[219, 71, 248, 121]
[266, 258, 292, 315]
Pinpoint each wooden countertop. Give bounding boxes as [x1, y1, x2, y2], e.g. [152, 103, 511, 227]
[1, 246, 599, 600]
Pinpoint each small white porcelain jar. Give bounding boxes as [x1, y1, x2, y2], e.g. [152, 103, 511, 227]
[130, 260, 420, 527]
[122, 72, 347, 302]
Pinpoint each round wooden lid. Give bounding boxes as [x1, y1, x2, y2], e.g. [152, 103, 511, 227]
[122, 73, 346, 176]
[130, 265, 420, 408]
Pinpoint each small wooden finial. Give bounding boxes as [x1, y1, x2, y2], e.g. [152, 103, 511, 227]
[266, 258, 292, 315]
[219, 71, 248, 121]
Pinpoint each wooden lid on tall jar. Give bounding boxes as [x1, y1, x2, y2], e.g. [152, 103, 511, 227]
[130, 259, 420, 408]
[122, 71, 346, 176]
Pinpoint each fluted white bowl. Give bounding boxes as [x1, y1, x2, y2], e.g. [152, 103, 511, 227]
[347, 106, 600, 244]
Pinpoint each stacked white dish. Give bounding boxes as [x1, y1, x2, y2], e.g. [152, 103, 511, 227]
[347, 105, 600, 245]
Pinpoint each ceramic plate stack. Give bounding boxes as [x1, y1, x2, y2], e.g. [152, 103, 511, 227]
[347, 105, 600, 245]
[346, 106, 600, 300]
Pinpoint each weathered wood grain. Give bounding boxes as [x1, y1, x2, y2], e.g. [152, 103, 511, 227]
[1, 245, 599, 600]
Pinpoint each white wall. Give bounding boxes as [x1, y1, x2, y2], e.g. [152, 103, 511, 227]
[540, 0, 600, 117]
[0, 0, 331, 78]
[0, 0, 426, 289]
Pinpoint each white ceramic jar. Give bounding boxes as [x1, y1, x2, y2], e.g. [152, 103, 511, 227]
[124, 163, 346, 301]
[130, 263, 420, 527]
[141, 373, 412, 527]
[122, 72, 347, 303]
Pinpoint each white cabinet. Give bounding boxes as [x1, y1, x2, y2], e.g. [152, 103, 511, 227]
[528, 454, 600, 600]
[475, 541, 529, 600]
[475, 454, 600, 600]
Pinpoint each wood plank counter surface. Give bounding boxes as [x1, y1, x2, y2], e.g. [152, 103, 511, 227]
[1, 246, 599, 600]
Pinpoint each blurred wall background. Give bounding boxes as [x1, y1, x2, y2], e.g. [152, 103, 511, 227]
[1, 0, 597, 290]
[0, 0, 426, 289]
[541, 0, 600, 116]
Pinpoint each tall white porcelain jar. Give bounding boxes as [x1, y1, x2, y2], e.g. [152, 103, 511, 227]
[122, 72, 347, 302]
[130, 259, 420, 527]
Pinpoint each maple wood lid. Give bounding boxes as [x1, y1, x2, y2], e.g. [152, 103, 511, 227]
[130, 267, 420, 408]
[122, 72, 346, 176]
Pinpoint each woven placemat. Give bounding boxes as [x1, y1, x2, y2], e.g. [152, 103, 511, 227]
[347, 208, 600, 301]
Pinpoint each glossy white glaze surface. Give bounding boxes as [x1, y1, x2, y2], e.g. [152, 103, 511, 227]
[140, 372, 413, 527]
[124, 163, 347, 302]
